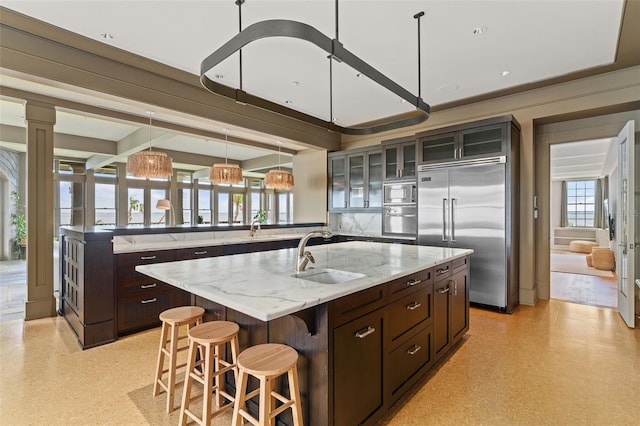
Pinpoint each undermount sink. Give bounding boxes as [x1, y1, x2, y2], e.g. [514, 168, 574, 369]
[294, 268, 365, 285]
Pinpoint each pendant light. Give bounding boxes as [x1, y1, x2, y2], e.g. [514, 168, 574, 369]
[265, 141, 294, 190]
[209, 129, 243, 185]
[126, 111, 173, 178]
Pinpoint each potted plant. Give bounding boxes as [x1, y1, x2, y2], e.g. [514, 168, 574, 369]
[10, 191, 26, 259]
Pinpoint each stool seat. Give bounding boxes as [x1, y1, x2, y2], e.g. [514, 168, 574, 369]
[237, 343, 298, 377]
[160, 306, 205, 324]
[188, 321, 239, 345]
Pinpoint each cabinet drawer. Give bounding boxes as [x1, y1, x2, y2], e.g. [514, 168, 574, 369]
[386, 324, 433, 402]
[433, 262, 452, 282]
[118, 279, 173, 295]
[452, 255, 469, 272]
[117, 250, 176, 281]
[176, 246, 222, 260]
[386, 286, 432, 345]
[331, 285, 387, 328]
[388, 268, 433, 301]
[117, 288, 189, 334]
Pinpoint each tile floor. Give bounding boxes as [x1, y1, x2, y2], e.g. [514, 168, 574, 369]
[1, 301, 639, 425]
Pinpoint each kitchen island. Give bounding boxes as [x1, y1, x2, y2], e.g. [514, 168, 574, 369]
[138, 241, 473, 425]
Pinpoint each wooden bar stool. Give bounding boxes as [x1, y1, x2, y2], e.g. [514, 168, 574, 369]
[153, 306, 205, 413]
[232, 343, 303, 426]
[179, 321, 240, 426]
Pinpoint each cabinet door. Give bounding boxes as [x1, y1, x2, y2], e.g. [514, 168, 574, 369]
[433, 279, 451, 359]
[383, 145, 399, 180]
[334, 309, 384, 426]
[329, 156, 347, 210]
[460, 123, 506, 159]
[419, 133, 457, 164]
[348, 154, 365, 209]
[450, 269, 469, 341]
[367, 151, 383, 208]
[401, 142, 416, 179]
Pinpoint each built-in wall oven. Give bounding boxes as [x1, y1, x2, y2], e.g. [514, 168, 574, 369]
[382, 182, 417, 239]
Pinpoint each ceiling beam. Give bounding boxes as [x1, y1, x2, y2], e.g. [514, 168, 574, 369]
[241, 153, 292, 172]
[0, 123, 117, 154]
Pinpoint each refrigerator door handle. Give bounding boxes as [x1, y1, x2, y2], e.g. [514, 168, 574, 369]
[442, 198, 448, 241]
[450, 198, 457, 242]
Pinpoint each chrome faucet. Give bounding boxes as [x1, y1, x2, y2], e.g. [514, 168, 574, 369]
[296, 230, 333, 272]
[249, 219, 261, 237]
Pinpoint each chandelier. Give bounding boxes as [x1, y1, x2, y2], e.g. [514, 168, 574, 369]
[209, 130, 244, 185]
[126, 111, 173, 178]
[265, 141, 294, 190]
[200, 1, 429, 135]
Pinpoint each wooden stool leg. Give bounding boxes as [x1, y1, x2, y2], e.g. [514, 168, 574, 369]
[153, 321, 170, 397]
[288, 365, 304, 426]
[202, 343, 214, 426]
[213, 342, 222, 409]
[179, 339, 198, 426]
[166, 322, 180, 413]
[230, 335, 240, 397]
[232, 368, 248, 426]
[259, 376, 271, 426]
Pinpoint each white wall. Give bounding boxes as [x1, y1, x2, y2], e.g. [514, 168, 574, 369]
[292, 149, 327, 223]
[550, 180, 562, 229]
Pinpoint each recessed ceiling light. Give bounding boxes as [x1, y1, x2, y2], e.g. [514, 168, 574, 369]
[356, 73, 363, 78]
[100, 32, 114, 40]
[291, 81, 300, 86]
[438, 83, 460, 92]
[214, 74, 224, 79]
[472, 26, 488, 35]
[501, 70, 510, 77]
[285, 100, 293, 104]
[399, 99, 407, 103]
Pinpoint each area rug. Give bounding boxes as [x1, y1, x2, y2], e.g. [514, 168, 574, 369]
[550, 252, 615, 278]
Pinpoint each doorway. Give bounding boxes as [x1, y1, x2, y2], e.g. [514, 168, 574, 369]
[548, 139, 618, 308]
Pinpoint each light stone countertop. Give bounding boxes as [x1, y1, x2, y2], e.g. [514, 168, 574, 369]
[136, 241, 473, 322]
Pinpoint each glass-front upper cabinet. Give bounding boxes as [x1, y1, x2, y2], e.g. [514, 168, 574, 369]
[418, 123, 507, 164]
[382, 136, 417, 181]
[328, 147, 382, 211]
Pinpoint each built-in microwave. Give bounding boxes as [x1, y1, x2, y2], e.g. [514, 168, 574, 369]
[383, 182, 416, 205]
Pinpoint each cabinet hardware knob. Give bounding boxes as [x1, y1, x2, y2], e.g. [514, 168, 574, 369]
[407, 344, 422, 355]
[355, 325, 376, 339]
[438, 287, 450, 294]
[406, 301, 422, 310]
[140, 298, 157, 304]
[194, 251, 207, 255]
[406, 278, 422, 286]
[140, 283, 157, 289]
[140, 255, 157, 260]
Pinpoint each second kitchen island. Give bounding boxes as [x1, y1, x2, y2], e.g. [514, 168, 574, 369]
[138, 241, 473, 425]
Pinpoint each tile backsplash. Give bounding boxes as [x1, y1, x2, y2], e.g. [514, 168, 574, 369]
[328, 212, 382, 237]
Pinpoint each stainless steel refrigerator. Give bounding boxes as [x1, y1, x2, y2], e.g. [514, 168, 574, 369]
[417, 157, 519, 312]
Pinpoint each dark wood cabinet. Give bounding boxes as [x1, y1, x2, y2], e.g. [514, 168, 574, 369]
[116, 250, 190, 335]
[333, 309, 384, 426]
[60, 231, 116, 349]
[433, 258, 469, 361]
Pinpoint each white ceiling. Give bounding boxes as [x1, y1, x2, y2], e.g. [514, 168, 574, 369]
[550, 138, 615, 181]
[0, 0, 627, 170]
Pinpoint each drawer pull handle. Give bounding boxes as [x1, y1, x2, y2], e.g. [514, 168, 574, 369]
[407, 344, 422, 355]
[355, 326, 376, 339]
[436, 266, 449, 275]
[406, 301, 422, 310]
[140, 283, 157, 289]
[194, 251, 207, 255]
[406, 279, 422, 287]
[141, 298, 157, 304]
[140, 255, 157, 260]
[438, 286, 450, 294]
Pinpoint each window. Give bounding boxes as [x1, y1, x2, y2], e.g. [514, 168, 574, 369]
[95, 183, 116, 226]
[59, 180, 84, 227]
[566, 180, 596, 227]
[278, 192, 293, 223]
[151, 189, 168, 225]
[127, 187, 145, 226]
[198, 188, 212, 224]
[216, 192, 229, 224]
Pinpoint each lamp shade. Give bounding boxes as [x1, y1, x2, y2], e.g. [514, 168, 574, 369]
[265, 169, 294, 190]
[156, 199, 171, 210]
[210, 163, 243, 185]
[126, 150, 173, 178]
